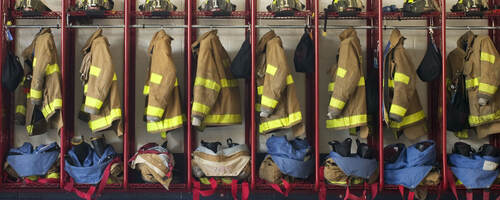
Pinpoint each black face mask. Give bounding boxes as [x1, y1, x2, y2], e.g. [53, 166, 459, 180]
[227, 138, 239, 148]
[201, 140, 222, 153]
[384, 143, 405, 163]
[452, 142, 475, 157]
[328, 138, 352, 157]
[356, 139, 376, 159]
[478, 144, 500, 157]
[416, 141, 433, 152]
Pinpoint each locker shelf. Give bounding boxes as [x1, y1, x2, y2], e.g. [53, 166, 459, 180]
[10, 11, 61, 19]
[68, 10, 125, 18]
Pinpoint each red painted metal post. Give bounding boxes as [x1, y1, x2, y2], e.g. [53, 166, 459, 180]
[377, 0, 384, 191]
[0, 0, 5, 186]
[186, 0, 193, 191]
[123, 0, 135, 190]
[244, 0, 251, 149]
[250, 0, 257, 191]
[440, 0, 448, 190]
[314, 0, 320, 192]
[60, 0, 68, 188]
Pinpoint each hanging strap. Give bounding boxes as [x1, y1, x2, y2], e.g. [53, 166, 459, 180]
[445, 166, 460, 200]
[483, 190, 490, 200]
[399, 185, 405, 199]
[193, 178, 218, 200]
[64, 157, 119, 200]
[229, 179, 249, 200]
[467, 190, 474, 200]
[370, 183, 378, 200]
[269, 178, 292, 197]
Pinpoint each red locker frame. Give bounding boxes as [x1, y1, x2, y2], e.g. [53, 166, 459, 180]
[0, 0, 499, 198]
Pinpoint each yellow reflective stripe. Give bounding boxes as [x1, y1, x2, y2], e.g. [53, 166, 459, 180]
[161, 132, 167, 139]
[466, 78, 479, 89]
[408, 0, 414, 3]
[389, 104, 407, 117]
[113, 73, 117, 81]
[455, 130, 469, 139]
[358, 77, 365, 86]
[26, 125, 33, 133]
[45, 63, 60, 75]
[150, 73, 163, 84]
[469, 108, 500, 126]
[33, 58, 37, 67]
[394, 72, 410, 84]
[390, 110, 425, 128]
[256, 103, 261, 112]
[261, 95, 278, 108]
[89, 65, 101, 77]
[30, 88, 42, 99]
[147, 115, 183, 132]
[479, 82, 497, 94]
[286, 75, 294, 85]
[42, 98, 62, 118]
[175, 79, 179, 86]
[16, 105, 26, 115]
[204, 114, 242, 124]
[328, 82, 335, 92]
[329, 97, 346, 109]
[336, 68, 347, 78]
[195, 77, 221, 92]
[326, 114, 367, 128]
[89, 108, 122, 131]
[146, 105, 164, 118]
[84, 84, 88, 93]
[46, 172, 59, 179]
[257, 86, 263, 95]
[143, 85, 150, 95]
[481, 52, 496, 64]
[266, 64, 278, 76]
[26, 176, 38, 181]
[259, 112, 302, 133]
[220, 79, 238, 88]
[85, 96, 103, 109]
[328, 180, 347, 185]
[192, 102, 210, 115]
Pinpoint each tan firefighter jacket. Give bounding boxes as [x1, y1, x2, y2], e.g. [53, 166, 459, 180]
[16, 28, 63, 136]
[457, 31, 500, 138]
[256, 30, 305, 137]
[191, 30, 242, 127]
[79, 29, 123, 136]
[383, 29, 427, 139]
[326, 28, 369, 138]
[143, 30, 183, 134]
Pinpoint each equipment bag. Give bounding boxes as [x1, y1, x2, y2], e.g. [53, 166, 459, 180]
[2, 49, 24, 92]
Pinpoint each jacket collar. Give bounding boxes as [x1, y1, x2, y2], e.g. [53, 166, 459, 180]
[388, 29, 405, 49]
[192, 30, 217, 51]
[339, 27, 356, 41]
[257, 30, 277, 53]
[38, 28, 51, 36]
[456, 31, 475, 52]
[148, 29, 173, 54]
[81, 28, 105, 54]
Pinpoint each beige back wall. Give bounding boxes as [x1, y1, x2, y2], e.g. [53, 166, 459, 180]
[12, 0, 491, 155]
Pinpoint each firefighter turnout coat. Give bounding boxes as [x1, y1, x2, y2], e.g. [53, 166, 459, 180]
[79, 29, 123, 136]
[17, 28, 63, 136]
[256, 30, 305, 137]
[383, 29, 427, 139]
[457, 31, 500, 138]
[143, 30, 183, 134]
[326, 28, 369, 138]
[191, 30, 242, 127]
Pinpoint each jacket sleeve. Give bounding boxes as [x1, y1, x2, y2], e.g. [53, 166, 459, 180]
[261, 38, 289, 115]
[389, 49, 416, 122]
[477, 37, 500, 101]
[83, 38, 114, 115]
[146, 40, 178, 121]
[30, 36, 56, 105]
[192, 40, 220, 120]
[328, 43, 362, 115]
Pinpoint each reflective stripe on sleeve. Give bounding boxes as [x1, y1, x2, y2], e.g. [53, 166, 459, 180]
[220, 79, 238, 88]
[326, 114, 367, 129]
[42, 98, 63, 118]
[89, 108, 122, 131]
[389, 104, 407, 117]
[329, 97, 346, 110]
[286, 75, 294, 85]
[147, 115, 183, 132]
[394, 72, 410, 84]
[259, 112, 302, 133]
[45, 63, 60, 75]
[16, 105, 26, 115]
[150, 73, 163, 84]
[389, 110, 425, 128]
[85, 96, 103, 110]
[466, 78, 479, 89]
[194, 77, 221, 92]
[266, 64, 278, 76]
[143, 85, 150, 95]
[479, 82, 497, 94]
[192, 102, 210, 115]
[261, 95, 278, 108]
[30, 89, 42, 99]
[336, 68, 347, 78]
[481, 52, 496, 64]
[146, 105, 165, 118]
